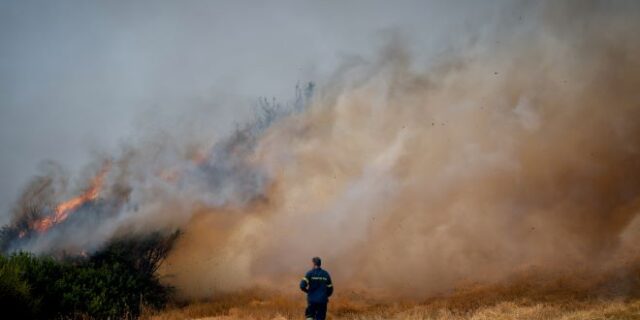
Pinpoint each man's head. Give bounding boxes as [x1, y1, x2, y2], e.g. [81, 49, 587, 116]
[312, 256, 322, 268]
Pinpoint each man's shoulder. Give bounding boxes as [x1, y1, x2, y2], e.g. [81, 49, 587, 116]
[307, 268, 330, 277]
[313, 268, 330, 277]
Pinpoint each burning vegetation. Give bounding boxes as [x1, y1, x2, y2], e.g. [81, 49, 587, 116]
[28, 162, 111, 235]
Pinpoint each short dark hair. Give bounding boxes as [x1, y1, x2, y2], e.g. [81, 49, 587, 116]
[312, 256, 322, 266]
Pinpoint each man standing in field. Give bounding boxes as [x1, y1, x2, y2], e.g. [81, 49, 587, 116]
[300, 257, 333, 320]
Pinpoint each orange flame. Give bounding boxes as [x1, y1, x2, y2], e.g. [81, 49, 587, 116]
[31, 162, 111, 234]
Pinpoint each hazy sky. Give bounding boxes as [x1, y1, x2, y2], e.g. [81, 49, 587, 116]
[0, 0, 512, 221]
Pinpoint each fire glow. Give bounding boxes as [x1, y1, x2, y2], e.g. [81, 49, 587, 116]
[28, 163, 111, 235]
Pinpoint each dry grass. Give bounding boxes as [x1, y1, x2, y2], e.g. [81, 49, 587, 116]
[144, 269, 640, 320]
[144, 294, 640, 320]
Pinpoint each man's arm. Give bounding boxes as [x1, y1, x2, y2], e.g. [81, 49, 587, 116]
[326, 274, 333, 297]
[300, 275, 309, 293]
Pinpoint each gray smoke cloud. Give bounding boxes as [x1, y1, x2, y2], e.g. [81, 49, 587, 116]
[0, 0, 504, 222]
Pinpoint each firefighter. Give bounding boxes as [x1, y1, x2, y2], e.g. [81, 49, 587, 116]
[299, 257, 333, 320]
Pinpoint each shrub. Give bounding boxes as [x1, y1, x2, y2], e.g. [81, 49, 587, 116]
[0, 231, 179, 319]
[0, 254, 34, 318]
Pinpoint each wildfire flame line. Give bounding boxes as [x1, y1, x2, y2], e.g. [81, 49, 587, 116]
[29, 162, 111, 234]
[20, 149, 202, 238]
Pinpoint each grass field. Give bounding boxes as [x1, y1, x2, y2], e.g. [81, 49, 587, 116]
[144, 270, 640, 320]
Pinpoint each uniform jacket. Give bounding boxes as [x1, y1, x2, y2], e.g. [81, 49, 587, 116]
[299, 267, 333, 303]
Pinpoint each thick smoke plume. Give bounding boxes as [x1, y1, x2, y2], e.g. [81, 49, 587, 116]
[4, 1, 640, 299]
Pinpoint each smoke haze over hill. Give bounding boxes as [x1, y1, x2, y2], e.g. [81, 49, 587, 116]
[2, 1, 640, 300]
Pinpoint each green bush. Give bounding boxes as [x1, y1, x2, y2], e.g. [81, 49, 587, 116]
[0, 254, 34, 318]
[0, 231, 179, 319]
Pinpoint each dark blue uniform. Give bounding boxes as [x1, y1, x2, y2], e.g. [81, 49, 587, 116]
[300, 267, 333, 320]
